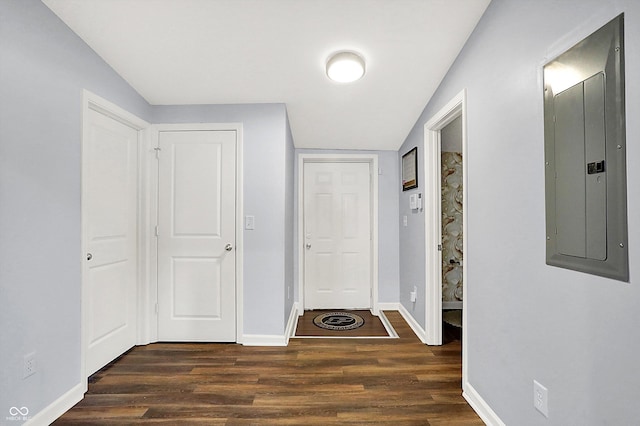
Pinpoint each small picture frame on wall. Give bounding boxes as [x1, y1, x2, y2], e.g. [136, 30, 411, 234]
[402, 147, 418, 191]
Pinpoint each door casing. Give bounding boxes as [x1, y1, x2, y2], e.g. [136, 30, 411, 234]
[424, 89, 468, 373]
[148, 123, 244, 344]
[297, 154, 379, 314]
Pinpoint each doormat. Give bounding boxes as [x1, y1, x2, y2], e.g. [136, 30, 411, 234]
[294, 310, 397, 338]
[313, 312, 365, 331]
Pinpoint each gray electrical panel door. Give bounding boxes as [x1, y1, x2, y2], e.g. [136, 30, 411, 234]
[554, 74, 606, 261]
[543, 14, 628, 281]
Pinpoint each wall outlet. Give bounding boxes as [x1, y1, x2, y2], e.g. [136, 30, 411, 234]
[533, 380, 549, 417]
[23, 352, 36, 379]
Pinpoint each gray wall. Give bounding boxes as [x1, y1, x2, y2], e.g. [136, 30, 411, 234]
[398, 144, 426, 327]
[398, 0, 640, 423]
[284, 114, 295, 326]
[153, 104, 293, 336]
[376, 151, 401, 303]
[0, 0, 152, 420]
[294, 149, 400, 305]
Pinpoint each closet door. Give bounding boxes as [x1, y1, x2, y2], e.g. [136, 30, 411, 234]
[84, 108, 138, 375]
[157, 130, 237, 341]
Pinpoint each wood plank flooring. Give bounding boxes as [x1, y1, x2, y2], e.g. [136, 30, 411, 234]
[54, 311, 482, 425]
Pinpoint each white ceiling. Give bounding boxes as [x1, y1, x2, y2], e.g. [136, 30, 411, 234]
[43, 0, 490, 150]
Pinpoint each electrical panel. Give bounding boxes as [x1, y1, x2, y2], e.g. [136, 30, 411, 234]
[543, 14, 628, 281]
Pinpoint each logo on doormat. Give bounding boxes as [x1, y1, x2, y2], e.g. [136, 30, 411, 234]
[313, 312, 365, 330]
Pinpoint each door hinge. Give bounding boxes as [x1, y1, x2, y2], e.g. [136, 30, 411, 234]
[155, 303, 159, 314]
[438, 244, 442, 251]
[155, 225, 159, 237]
[154, 147, 161, 159]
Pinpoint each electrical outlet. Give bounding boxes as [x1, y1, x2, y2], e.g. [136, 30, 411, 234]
[533, 380, 548, 417]
[23, 352, 36, 379]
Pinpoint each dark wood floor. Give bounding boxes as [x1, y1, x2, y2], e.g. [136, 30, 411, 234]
[54, 311, 481, 425]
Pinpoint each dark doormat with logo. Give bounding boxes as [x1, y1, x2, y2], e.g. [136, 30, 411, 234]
[313, 311, 365, 330]
[294, 310, 397, 338]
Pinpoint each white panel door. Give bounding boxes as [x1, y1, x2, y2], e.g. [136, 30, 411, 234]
[304, 162, 371, 309]
[157, 130, 236, 341]
[84, 108, 138, 375]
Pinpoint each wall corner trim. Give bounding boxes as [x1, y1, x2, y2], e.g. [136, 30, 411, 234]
[24, 382, 84, 426]
[463, 382, 506, 426]
[398, 303, 427, 343]
[285, 302, 301, 342]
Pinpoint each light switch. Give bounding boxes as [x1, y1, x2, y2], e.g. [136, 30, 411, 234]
[245, 215, 255, 230]
[403, 216, 408, 227]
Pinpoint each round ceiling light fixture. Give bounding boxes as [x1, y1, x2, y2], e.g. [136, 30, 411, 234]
[326, 51, 366, 83]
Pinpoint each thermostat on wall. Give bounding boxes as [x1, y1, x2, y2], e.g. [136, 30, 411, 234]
[409, 193, 422, 210]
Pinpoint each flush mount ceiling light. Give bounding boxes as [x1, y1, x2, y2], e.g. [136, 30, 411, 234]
[326, 51, 366, 83]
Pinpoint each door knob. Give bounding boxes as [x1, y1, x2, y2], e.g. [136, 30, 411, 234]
[306, 243, 311, 249]
[225, 244, 233, 251]
[86, 253, 93, 261]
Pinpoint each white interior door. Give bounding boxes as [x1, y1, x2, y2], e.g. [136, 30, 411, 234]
[157, 130, 236, 342]
[303, 162, 371, 309]
[84, 108, 138, 375]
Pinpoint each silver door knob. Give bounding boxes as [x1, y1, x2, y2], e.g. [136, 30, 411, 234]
[306, 243, 311, 249]
[225, 244, 233, 251]
[86, 253, 93, 261]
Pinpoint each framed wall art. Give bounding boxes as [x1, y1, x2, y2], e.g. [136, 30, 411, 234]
[402, 147, 418, 191]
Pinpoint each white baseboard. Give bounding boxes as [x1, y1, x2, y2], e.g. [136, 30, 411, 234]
[242, 334, 287, 346]
[377, 302, 399, 311]
[24, 382, 84, 426]
[398, 303, 427, 343]
[242, 302, 300, 347]
[463, 382, 506, 426]
[285, 302, 301, 342]
[377, 310, 399, 338]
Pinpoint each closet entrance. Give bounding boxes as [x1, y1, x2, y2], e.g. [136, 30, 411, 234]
[424, 90, 467, 349]
[440, 116, 464, 342]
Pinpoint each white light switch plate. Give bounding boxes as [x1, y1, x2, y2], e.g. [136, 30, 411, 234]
[245, 215, 255, 230]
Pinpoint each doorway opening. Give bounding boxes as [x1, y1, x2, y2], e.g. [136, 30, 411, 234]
[424, 89, 467, 360]
[440, 115, 464, 343]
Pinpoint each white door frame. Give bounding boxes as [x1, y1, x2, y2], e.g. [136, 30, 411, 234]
[81, 90, 150, 390]
[149, 123, 244, 344]
[297, 154, 379, 314]
[423, 90, 467, 368]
